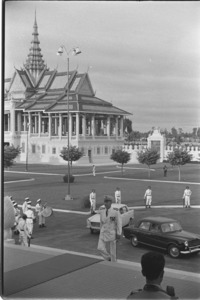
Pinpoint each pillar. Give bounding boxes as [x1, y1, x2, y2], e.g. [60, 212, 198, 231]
[69, 113, 72, 141]
[107, 116, 110, 137]
[82, 114, 86, 137]
[59, 114, 62, 139]
[91, 115, 95, 137]
[38, 112, 41, 136]
[76, 112, 79, 138]
[49, 113, 51, 138]
[120, 116, 123, 137]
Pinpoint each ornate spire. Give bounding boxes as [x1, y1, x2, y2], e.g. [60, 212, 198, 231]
[24, 11, 46, 82]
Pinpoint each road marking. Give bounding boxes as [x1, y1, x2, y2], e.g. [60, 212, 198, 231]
[17, 204, 200, 215]
[4, 170, 121, 177]
[4, 178, 35, 184]
[117, 166, 156, 171]
[104, 176, 200, 185]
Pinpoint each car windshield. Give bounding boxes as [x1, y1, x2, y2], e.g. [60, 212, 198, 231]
[161, 222, 182, 233]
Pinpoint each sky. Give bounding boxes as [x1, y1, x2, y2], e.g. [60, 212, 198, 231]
[4, 1, 200, 132]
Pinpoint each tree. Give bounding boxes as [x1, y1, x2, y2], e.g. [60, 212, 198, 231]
[60, 146, 84, 173]
[167, 149, 192, 181]
[137, 148, 160, 178]
[4, 145, 21, 168]
[110, 150, 131, 174]
[123, 118, 132, 134]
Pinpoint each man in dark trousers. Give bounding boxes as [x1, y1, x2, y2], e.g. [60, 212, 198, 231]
[127, 251, 178, 299]
[163, 165, 168, 177]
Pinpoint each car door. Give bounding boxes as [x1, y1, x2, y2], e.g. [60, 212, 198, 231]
[147, 222, 167, 250]
[137, 221, 152, 244]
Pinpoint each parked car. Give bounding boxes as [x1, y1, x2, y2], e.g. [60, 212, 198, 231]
[123, 216, 200, 258]
[86, 203, 134, 234]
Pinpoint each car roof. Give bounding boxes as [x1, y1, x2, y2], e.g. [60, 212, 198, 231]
[100, 203, 127, 209]
[139, 216, 177, 223]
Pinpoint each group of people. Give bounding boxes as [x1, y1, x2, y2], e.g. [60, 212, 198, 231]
[144, 185, 192, 208]
[10, 196, 47, 246]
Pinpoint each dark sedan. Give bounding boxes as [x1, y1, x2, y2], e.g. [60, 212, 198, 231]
[123, 216, 200, 258]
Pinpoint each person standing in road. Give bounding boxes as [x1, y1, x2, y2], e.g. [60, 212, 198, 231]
[24, 204, 35, 238]
[17, 214, 31, 247]
[22, 197, 29, 214]
[89, 189, 96, 215]
[163, 165, 168, 177]
[92, 164, 96, 176]
[144, 186, 152, 208]
[97, 195, 122, 262]
[182, 186, 192, 208]
[115, 187, 121, 204]
[127, 251, 178, 299]
[35, 199, 46, 228]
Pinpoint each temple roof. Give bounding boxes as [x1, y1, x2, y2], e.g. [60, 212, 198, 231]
[24, 11, 46, 83]
[6, 13, 131, 117]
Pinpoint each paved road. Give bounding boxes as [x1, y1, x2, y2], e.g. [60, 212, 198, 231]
[13, 211, 199, 275]
[5, 165, 200, 274]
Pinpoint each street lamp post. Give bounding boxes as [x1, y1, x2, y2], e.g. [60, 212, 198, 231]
[57, 46, 81, 200]
[25, 122, 30, 171]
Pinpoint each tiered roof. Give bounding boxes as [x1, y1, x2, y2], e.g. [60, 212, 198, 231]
[24, 12, 46, 83]
[6, 13, 131, 117]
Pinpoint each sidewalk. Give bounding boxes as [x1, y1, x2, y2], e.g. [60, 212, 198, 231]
[3, 243, 200, 299]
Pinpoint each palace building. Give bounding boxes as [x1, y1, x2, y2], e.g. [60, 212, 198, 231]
[4, 14, 131, 165]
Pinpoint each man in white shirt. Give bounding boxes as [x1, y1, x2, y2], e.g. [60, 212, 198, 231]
[144, 186, 152, 208]
[182, 186, 192, 208]
[35, 199, 46, 228]
[97, 195, 122, 262]
[22, 197, 29, 214]
[24, 204, 35, 237]
[89, 189, 96, 215]
[115, 187, 121, 204]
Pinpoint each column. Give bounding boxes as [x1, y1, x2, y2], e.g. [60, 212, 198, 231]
[91, 115, 95, 138]
[17, 111, 21, 132]
[115, 117, 118, 139]
[59, 114, 62, 139]
[76, 112, 80, 139]
[69, 113, 72, 141]
[107, 116, 110, 137]
[82, 114, 86, 137]
[120, 116, 123, 137]
[48, 113, 51, 138]
[10, 106, 15, 135]
[28, 112, 31, 136]
[38, 112, 41, 137]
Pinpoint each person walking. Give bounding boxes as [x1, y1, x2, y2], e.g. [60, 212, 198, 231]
[182, 186, 192, 208]
[97, 195, 122, 262]
[17, 214, 31, 247]
[89, 189, 96, 215]
[92, 164, 96, 176]
[24, 204, 35, 237]
[22, 197, 29, 214]
[127, 251, 178, 299]
[144, 186, 152, 208]
[163, 165, 167, 177]
[115, 187, 121, 204]
[35, 199, 46, 228]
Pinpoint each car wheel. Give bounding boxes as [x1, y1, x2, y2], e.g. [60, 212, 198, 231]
[168, 244, 180, 258]
[131, 235, 138, 247]
[90, 228, 94, 234]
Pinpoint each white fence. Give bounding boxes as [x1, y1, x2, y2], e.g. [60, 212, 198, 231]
[122, 144, 200, 163]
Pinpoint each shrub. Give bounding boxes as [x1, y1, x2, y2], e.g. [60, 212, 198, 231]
[63, 174, 75, 183]
[81, 195, 91, 209]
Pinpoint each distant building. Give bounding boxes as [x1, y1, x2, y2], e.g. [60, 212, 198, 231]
[4, 14, 131, 164]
